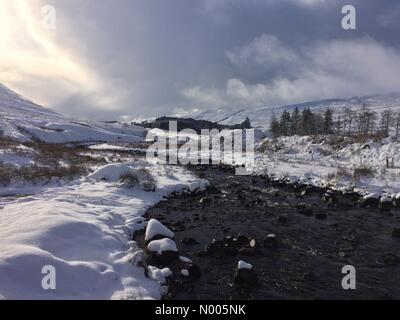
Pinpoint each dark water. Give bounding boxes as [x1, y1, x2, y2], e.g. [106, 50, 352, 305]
[143, 165, 400, 300]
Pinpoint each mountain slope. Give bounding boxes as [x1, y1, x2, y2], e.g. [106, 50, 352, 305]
[0, 83, 145, 143]
[179, 93, 400, 129]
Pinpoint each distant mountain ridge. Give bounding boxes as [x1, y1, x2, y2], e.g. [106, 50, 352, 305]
[177, 93, 400, 129]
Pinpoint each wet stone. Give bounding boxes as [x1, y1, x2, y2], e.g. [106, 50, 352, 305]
[315, 212, 327, 220]
[181, 237, 199, 245]
[146, 249, 179, 267]
[234, 268, 258, 288]
[297, 205, 313, 216]
[380, 200, 392, 212]
[391, 228, 400, 239]
[238, 247, 256, 256]
[382, 253, 400, 266]
[188, 264, 202, 279]
[263, 234, 277, 249]
[277, 215, 288, 223]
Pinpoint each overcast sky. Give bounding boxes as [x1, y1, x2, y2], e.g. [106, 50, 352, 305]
[0, 0, 400, 120]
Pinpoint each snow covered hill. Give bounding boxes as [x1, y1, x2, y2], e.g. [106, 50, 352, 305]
[0, 83, 145, 144]
[178, 93, 400, 129]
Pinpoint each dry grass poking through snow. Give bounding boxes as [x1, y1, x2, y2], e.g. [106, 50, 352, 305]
[0, 137, 110, 185]
[353, 166, 376, 181]
[0, 163, 87, 186]
[30, 143, 107, 167]
[119, 168, 156, 191]
[327, 165, 376, 183]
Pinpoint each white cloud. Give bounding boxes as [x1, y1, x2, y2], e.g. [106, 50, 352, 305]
[226, 34, 297, 69]
[0, 0, 125, 112]
[183, 35, 400, 109]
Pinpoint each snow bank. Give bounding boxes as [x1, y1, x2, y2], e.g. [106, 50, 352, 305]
[87, 164, 133, 182]
[145, 219, 174, 242]
[88, 164, 156, 191]
[0, 165, 199, 299]
[147, 239, 178, 255]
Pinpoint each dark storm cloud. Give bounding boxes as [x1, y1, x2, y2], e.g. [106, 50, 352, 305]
[46, 0, 400, 119]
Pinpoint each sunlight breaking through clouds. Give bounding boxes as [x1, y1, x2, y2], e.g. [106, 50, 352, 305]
[0, 0, 121, 111]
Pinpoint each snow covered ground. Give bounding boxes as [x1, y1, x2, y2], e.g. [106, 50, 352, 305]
[0, 162, 204, 300]
[254, 135, 400, 196]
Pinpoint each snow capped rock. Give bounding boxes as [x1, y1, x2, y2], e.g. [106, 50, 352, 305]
[147, 238, 178, 255]
[380, 194, 393, 211]
[380, 195, 392, 203]
[147, 266, 172, 285]
[179, 256, 192, 263]
[238, 260, 253, 270]
[235, 261, 257, 287]
[188, 180, 210, 193]
[181, 269, 189, 277]
[363, 193, 380, 200]
[145, 219, 175, 242]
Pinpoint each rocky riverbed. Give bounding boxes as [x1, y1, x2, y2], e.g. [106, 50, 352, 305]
[136, 165, 400, 300]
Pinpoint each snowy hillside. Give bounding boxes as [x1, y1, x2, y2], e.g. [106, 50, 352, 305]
[179, 93, 400, 129]
[0, 84, 145, 144]
[254, 135, 400, 196]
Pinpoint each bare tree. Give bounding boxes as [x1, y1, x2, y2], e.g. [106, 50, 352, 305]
[335, 115, 343, 136]
[366, 110, 377, 136]
[380, 109, 393, 137]
[343, 107, 354, 136]
[395, 112, 400, 140]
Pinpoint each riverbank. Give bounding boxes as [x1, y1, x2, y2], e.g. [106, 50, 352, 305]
[140, 165, 400, 299]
